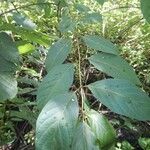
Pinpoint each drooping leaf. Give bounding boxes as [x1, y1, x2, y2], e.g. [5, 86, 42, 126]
[37, 64, 74, 109]
[45, 38, 72, 71]
[87, 110, 116, 149]
[0, 23, 53, 46]
[75, 4, 91, 13]
[82, 12, 102, 24]
[83, 35, 118, 55]
[88, 79, 150, 121]
[89, 53, 141, 85]
[140, 0, 150, 23]
[13, 13, 37, 30]
[71, 122, 99, 150]
[36, 92, 79, 150]
[58, 15, 76, 33]
[95, 0, 107, 5]
[0, 32, 19, 101]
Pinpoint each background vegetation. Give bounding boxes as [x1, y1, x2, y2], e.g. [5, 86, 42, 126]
[0, 0, 150, 149]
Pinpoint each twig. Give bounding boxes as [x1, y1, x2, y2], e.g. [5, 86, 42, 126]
[114, 17, 143, 43]
[102, 6, 140, 13]
[0, 2, 56, 17]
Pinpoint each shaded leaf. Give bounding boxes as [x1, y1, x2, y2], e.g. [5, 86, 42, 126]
[82, 13, 102, 24]
[89, 53, 141, 85]
[83, 35, 118, 55]
[95, 0, 107, 5]
[0, 32, 19, 101]
[141, 0, 150, 23]
[37, 64, 74, 109]
[58, 15, 76, 33]
[0, 73, 18, 101]
[75, 4, 91, 13]
[36, 92, 79, 150]
[45, 38, 72, 71]
[88, 79, 150, 121]
[72, 122, 99, 150]
[87, 110, 116, 149]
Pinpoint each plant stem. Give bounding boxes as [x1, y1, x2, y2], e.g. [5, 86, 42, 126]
[77, 38, 84, 116]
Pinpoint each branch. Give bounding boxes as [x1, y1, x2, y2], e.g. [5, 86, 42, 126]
[102, 6, 140, 13]
[0, 2, 56, 17]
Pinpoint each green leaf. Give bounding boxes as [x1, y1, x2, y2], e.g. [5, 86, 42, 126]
[36, 92, 79, 150]
[58, 15, 76, 33]
[13, 13, 37, 30]
[95, 0, 107, 5]
[75, 4, 91, 13]
[72, 122, 99, 150]
[37, 64, 74, 109]
[0, 73, 18, 101]
[18, 43, 35, 54]
[89, 53, 141, 85]
[82, 12, 102, 24]
[0, 32, 19, 64]
[88, 79, 150, 121]
[0, 32, 19, 101]
[83, 35, 118, 55]
[141, 0, 150, 23]
[87, 110, 116, 149]
[0, 23, 52, 46]
[45, 38, 72, 71]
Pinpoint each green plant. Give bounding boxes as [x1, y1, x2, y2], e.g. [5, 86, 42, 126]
[0, 0, 150, 149]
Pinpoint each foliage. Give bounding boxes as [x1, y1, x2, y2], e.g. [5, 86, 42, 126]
[0, 0, 150, 149]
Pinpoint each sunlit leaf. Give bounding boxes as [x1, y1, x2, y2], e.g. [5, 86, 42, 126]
[13, 13, 37, 30]
[18, 43, 35, 54]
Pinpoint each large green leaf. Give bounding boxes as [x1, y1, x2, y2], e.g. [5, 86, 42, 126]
[13, 13, 37, 30]
[89, 53, 141, 85]
[36, 92, 79, 150]
[71, 122, 100, 150]
[45, 38, 72, 71]
[83, 35, 118, 55]
[87, 110, 116, 150]
[0, 32, 19, 101]
[141, 0, 150, 23]
[37, 64, 74, 109]
[88, 79, 150, 121]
